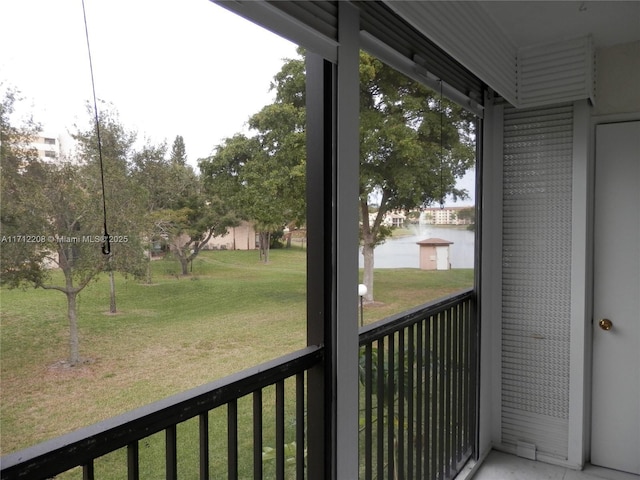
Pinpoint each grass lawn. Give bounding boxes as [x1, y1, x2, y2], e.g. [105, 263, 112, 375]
[0, 247, 473, 464]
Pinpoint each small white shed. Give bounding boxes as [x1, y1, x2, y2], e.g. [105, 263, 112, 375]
[417, 237, 453, 270]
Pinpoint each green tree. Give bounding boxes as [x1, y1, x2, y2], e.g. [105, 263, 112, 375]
[161, 188, 237, 275]
[73, 105, 148, 312]
[457, 206, 476, 230]
[1, 159, 145, 364]
[169, 134, 187, 166]
[133, 138, 237, 275]
[407, 210, 421, 224]
[0, 86, 40, 233]
[200, 62, 306, 263]
[1, 86, 44, 285]
[457, 207, 475, 223]
[203, 49, 475, 296]
[1, 98, 147, 364]
[358, 52, 475, 301]
[131, 141, 171, 212]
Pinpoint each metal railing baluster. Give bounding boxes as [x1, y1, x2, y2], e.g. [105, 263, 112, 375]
[469, 298, 479, 460]
[365, 343, 373, 480]
[276, 380, 285, 480]
[443, 307, 454, 478]
[127, 441, 139, 480]
[296, 372, 305, 480]
[455, 303, 463, 466]
[253, 390, 263, 480]
[82, 461, 94, 480]
[166, 425, 177, 480]
[387, 333, 394, 480]
[228, 400, 238, 480]
[418, 323, 423, 476]
[463, 300, 470, 454]
[199, 414, 209, 480]
[437, 311, 445, 479]
[429, 314, 436, 479]
[397, 329, 405, 479]
[407, 325, 414, 480]
[376, 337, 385, 479]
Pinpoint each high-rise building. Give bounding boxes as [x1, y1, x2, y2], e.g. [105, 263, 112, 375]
[31, 133, 62, 161]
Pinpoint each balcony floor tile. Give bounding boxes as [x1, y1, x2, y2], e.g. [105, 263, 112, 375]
[471, 451, 640, 480]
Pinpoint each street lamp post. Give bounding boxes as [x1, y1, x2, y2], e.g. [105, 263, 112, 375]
[358, 283, 368, 327]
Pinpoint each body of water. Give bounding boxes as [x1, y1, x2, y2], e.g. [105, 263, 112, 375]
[359, 224, 475, 269]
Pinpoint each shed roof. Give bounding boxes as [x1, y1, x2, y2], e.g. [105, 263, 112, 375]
[417, 237, 454, 246]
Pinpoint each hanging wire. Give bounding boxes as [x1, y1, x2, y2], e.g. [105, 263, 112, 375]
[439, 79, 445, 209]
[81, 0, 111, 255]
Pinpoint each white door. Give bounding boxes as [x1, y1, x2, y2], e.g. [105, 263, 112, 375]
[591, 121, 640, 474]
[436, 245, 449, 270]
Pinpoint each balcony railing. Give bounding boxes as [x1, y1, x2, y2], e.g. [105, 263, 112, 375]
[1, 290, 477, 480]
[0, 346, 323, 480]
[358, 289, 477, 480]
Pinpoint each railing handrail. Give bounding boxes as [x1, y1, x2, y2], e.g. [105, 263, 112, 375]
[0, 345, 323, 480]
[359, 288, 475, 346]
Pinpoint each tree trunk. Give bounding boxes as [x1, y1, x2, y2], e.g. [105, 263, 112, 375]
[362, 239, 375, 303]
[180, 256, 189, 275]
[146, 242, 153, 284]
[67, 291, 80, 365]
[258, 231, 270, 263]
[109, 269, 117, 313]
[265, 232, 270, 263]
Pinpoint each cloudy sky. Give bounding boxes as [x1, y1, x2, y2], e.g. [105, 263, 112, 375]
[2, 0, 474, 204]
[1, 0, 298, 164]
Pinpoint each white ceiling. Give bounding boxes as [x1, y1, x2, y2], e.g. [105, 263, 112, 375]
[477, 1, 640, 49]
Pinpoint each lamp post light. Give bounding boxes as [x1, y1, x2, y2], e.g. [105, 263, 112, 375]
[358, 283, 368, 327]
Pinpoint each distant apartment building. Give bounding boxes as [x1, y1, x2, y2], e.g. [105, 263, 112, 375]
[385, 211, 406, 227]
[369, 210, 407, 228]
[202, 221, 257, 250]
[31, 133, 62, 161]
[421, 206, 474, 225]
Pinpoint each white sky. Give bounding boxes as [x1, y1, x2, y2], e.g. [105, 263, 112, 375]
[0, 0, 299, 165]
[1, 0, 474, 205]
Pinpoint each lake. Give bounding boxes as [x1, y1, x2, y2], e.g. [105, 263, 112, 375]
[358, 224, 475, 269]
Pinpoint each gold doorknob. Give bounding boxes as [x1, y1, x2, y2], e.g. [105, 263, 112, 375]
[598, 318, 613, 331]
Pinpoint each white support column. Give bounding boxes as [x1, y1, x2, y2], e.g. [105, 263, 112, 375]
[334, 2, 360, 478]
[479, 94, 504, 455]
[567, 99, 592, 468]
